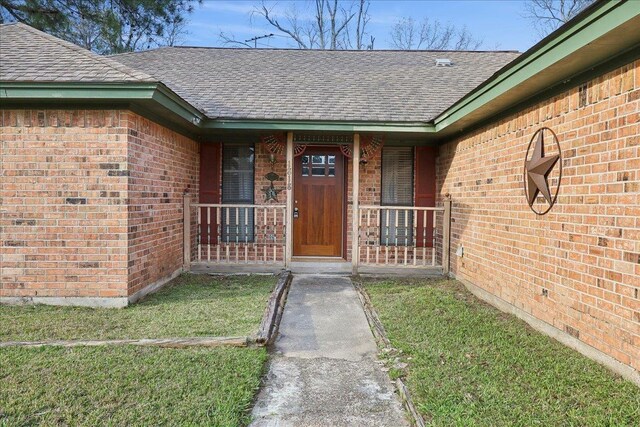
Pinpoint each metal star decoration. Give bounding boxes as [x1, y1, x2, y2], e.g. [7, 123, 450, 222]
[525, 129, 560, 207]
[262, 172, 282, 202]
[262, 182, 282, 202]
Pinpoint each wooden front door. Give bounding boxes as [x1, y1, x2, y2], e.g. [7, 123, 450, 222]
[293, 147, 344, 257]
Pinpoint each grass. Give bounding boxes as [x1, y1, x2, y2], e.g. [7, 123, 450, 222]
[0, 345, 267, 426]
[362, 278, 640, 426]
[0, 273, 277, 342]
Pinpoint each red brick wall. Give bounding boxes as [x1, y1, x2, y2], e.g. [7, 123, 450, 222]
[346, 149, 382, 261]
[125, 113, 199, 296]
[252, 139, 287, 262]
[0, 110, 200, 302]
[1, 110, 129, 299]
[254, 138, 287, 207]
[437, 60, 640, 370]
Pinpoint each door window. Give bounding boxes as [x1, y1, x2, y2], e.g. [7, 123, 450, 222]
[301, 155, 336, 177]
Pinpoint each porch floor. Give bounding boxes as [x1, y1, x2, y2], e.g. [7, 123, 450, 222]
[190, 261, 443, 277]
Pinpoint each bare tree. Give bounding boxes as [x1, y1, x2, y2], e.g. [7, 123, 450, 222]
[346, 0, 372, 50]
[220, 0, 372, 49]
[389, 17, 482, 50]
[522, 0, 594, 37]
[163, 16, 190, 47]
[218, 32, 254, 48]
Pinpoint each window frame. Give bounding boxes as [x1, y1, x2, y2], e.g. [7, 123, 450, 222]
[380, 146, 415, 246]
[221, 142, 255, 243]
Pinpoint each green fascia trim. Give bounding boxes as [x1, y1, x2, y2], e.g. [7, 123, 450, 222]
[0, 0, 635, 138]
[0, 82, 428, 133]
[152, 83, 206, 124]
[0, 82, 158, 100]
[434, 0, 638, 131]
[202, 119, 436, 133]
[0, 82, 206, 126]
[451, 46, 640, 142]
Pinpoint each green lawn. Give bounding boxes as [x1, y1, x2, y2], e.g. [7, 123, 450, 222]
[0, 346, 267, 426]
[362, 278, 640, 426]
[0, 274, 276, 342]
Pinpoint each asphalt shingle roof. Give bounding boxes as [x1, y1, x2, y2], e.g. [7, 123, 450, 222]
[0, 22, 520, 122]
[0, 23, 155, 83]
[113, 47, 519, 122]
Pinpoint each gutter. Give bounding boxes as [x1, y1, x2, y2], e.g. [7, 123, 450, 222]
[204, 119, 436, 133]
[0, 81, 206, 129]
[433, 0, 639, 131]
[1, 0, 638, 137]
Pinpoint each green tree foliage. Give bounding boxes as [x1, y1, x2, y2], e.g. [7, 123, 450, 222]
[0, 0, 199, 54]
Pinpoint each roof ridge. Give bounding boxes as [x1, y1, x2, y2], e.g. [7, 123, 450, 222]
[116, 45, 520, 54]
[12, 23, 156, 82]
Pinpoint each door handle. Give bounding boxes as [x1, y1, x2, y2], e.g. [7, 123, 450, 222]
[293, 207, 299, 219]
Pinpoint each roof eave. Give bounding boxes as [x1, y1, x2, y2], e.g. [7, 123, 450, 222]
[0, 81, 206, 135]
[0, 81, 433, 134]
[2, 0, 637, 139]
[202, 119, 436, 134]
[433, 0, 640, 136]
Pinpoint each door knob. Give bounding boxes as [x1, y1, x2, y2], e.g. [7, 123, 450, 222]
[293, 207, 299, 219]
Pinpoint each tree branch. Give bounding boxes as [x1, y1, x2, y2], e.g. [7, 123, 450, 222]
[218, 31, 253, 48]
[254, 1, 308, 48]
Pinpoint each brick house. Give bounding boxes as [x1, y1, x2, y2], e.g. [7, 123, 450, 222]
[1, 1, 638, 382]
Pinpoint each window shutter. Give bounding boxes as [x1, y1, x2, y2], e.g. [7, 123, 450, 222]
[415, 146, 436, 247]
[199, 143, 221, 244]
[200, 143, 221, 203]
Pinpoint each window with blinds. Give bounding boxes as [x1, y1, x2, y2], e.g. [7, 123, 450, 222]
[380, 147, 414, 246]
[222, 142, 254, 242]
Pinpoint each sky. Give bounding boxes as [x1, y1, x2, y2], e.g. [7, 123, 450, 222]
[183, 0, 540, 52]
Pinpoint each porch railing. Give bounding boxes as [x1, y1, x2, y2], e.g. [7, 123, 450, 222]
[183, 194, 451, 273]
[357, 204, 449, 270]
[186, 199, 287, 265]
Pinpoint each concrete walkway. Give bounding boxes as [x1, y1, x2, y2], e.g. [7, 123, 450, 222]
[250, 275, 409, 426]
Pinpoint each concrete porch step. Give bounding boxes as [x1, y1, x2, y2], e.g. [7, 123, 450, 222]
[191, 261, 443, 278]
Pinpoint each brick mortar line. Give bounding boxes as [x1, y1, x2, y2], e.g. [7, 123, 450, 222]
[456, 261, 637, 297]
[453, 247, 635, 282]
